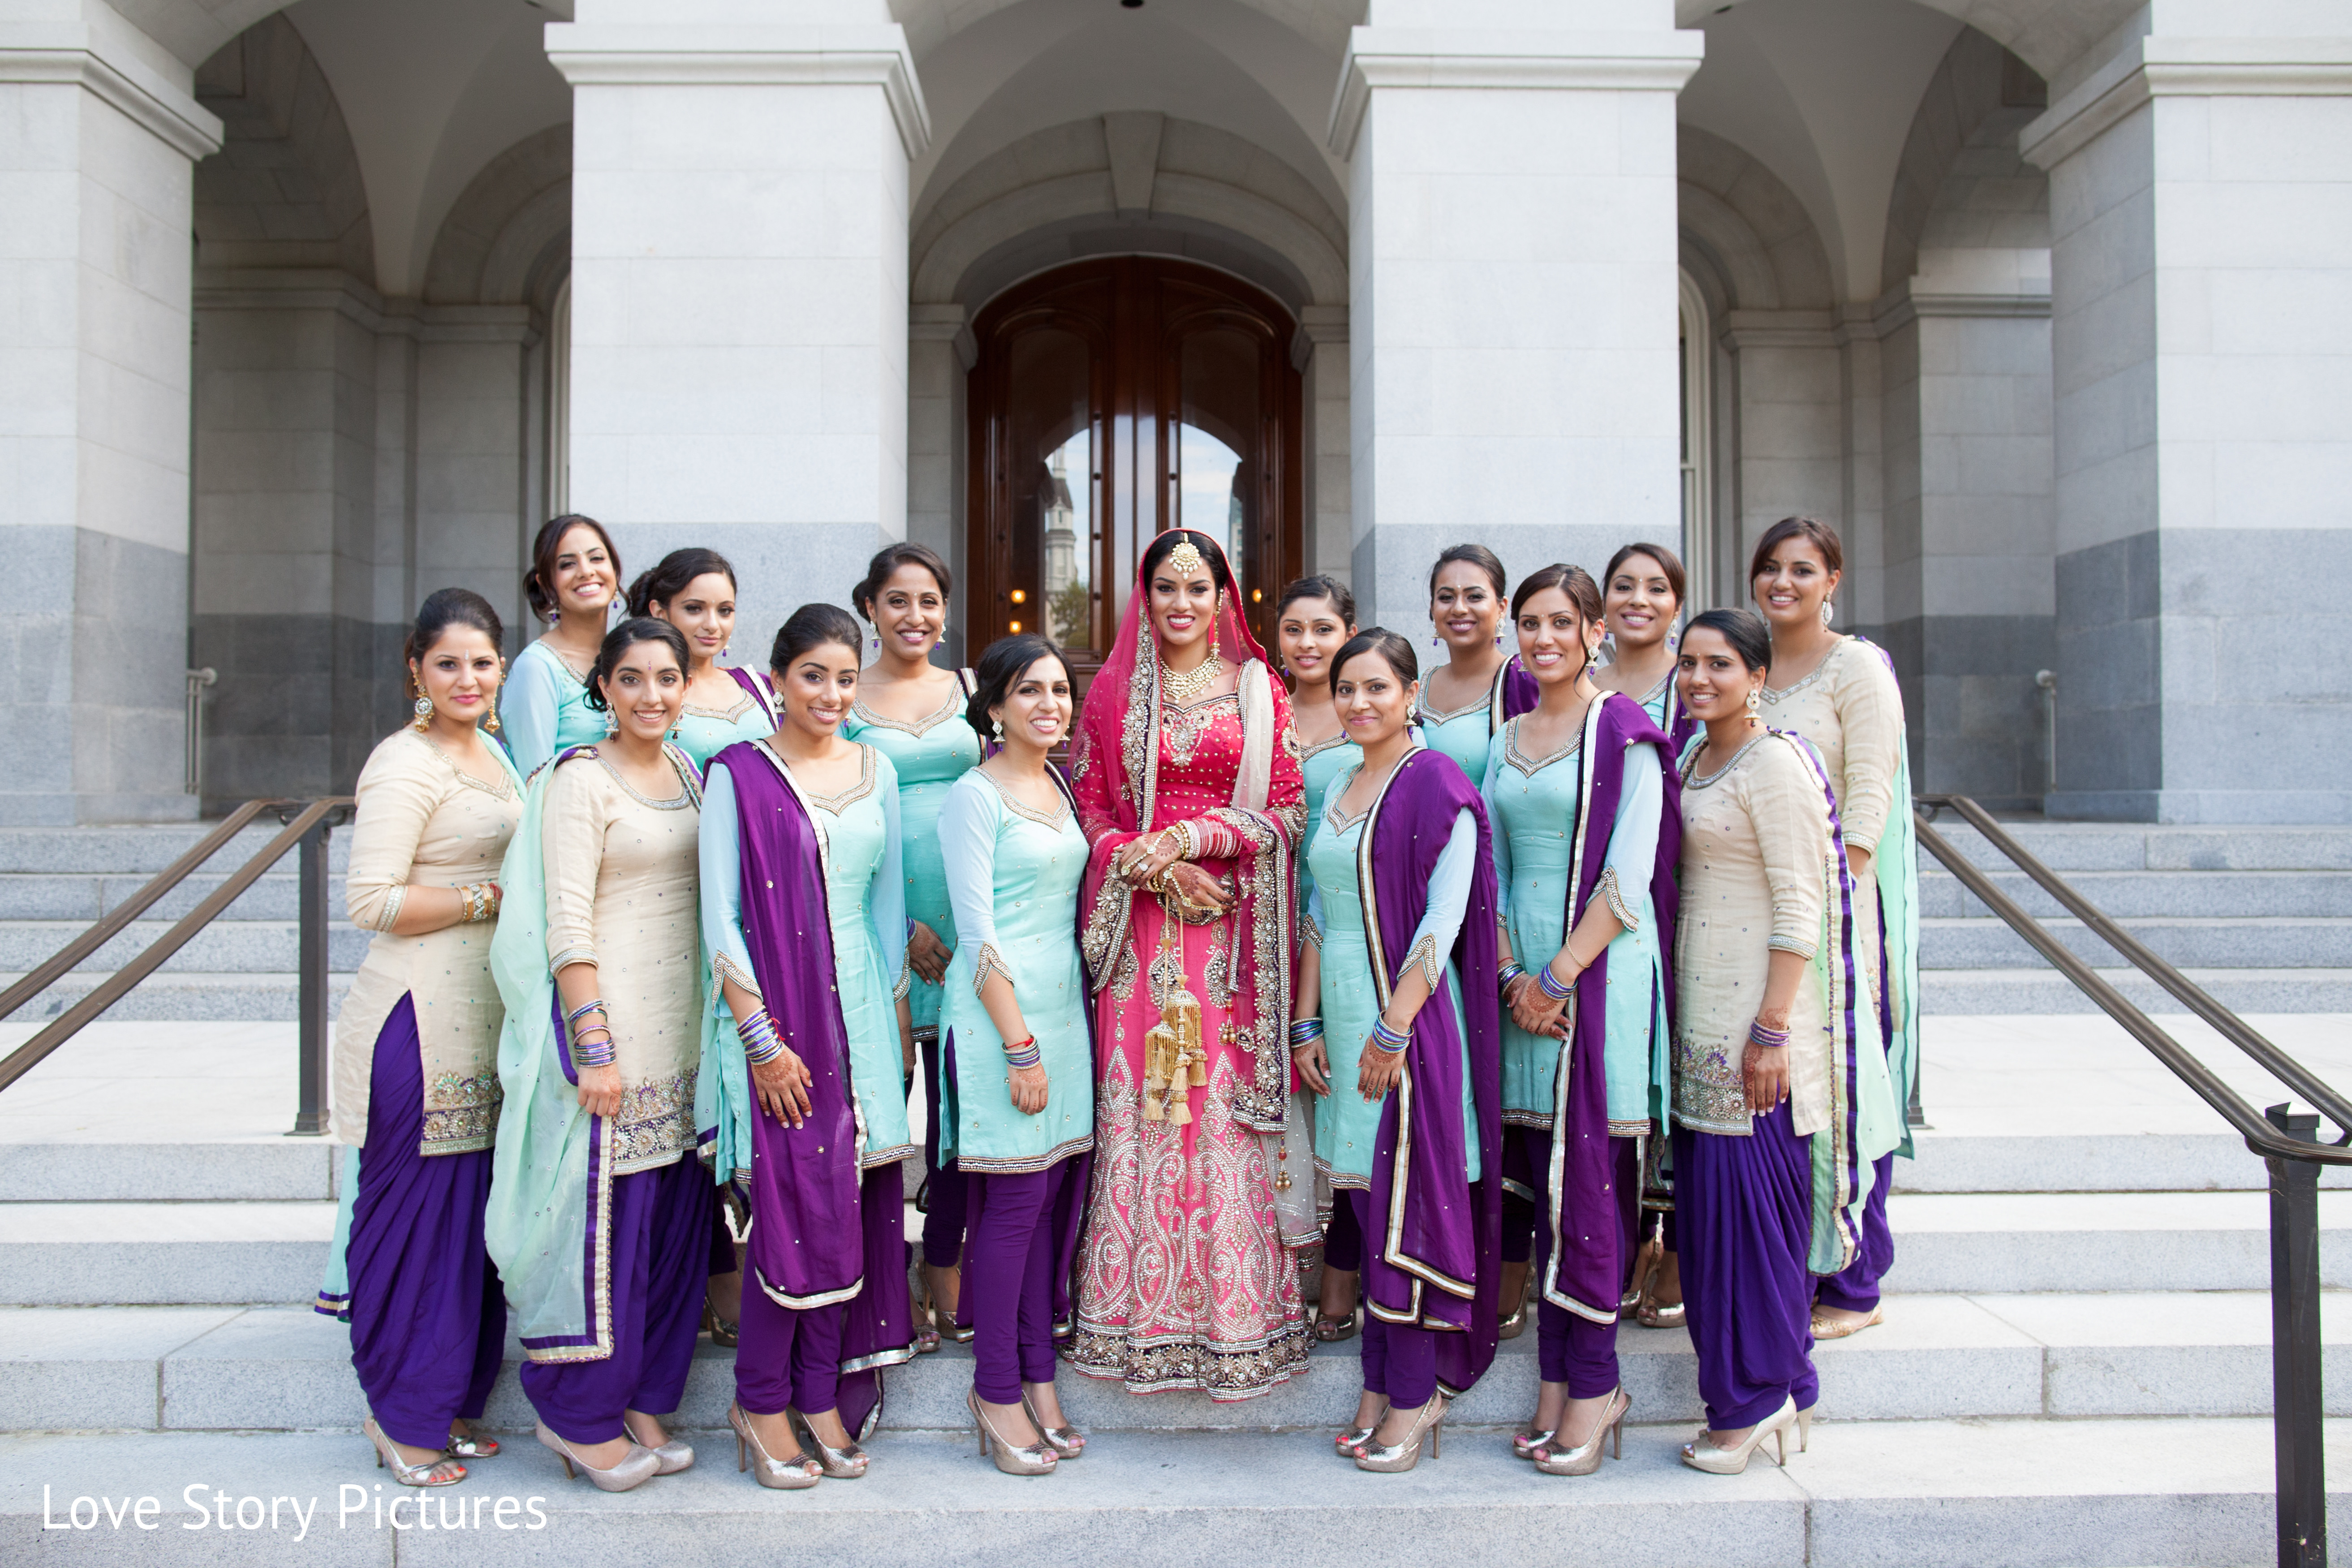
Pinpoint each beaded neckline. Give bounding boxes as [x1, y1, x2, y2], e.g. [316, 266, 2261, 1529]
[852, 679, 965, 738]
[1681, 731, 1770, 790]
[978, 769, 1072, 829]
[1502, 715, 1583, 778]
[1761, 637, 1849, 704]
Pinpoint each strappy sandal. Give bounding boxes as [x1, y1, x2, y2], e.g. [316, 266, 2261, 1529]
[1312, 1307, 1358, 1344]
[365, 1418, 464, 1487]
[703, 1298, 740, 1349]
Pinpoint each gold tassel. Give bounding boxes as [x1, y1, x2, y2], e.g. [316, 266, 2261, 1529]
[1141, 898, 1204, 1126]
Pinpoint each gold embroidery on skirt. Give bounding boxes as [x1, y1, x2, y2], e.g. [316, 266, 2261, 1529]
[1142, 897, 1210, 1124]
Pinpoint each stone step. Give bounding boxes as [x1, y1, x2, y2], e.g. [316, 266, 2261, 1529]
[1879, 1191, 2352, 1293]
[1917, 866, 2352, 921]
[0, 870, 316, 925]
[0, 921, 368, 979]
[1, 1419, 2345, 1566]
[5, 1190, 2342, 1308]
[0, 1142, 341, 1203]
[1917, 965, 2352, 1014]
[0, 824, 352, 877]
[0, 972, 351, 1023]
[1921, 916, 2352, 971]
[4, 1293, 2348, 1438]
[1919, 820, 2352, 874]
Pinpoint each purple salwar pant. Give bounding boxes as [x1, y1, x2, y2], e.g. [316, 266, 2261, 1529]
[918, 1034, 969, 1269]
[1347, 1189, 1437, 1408]
[736, 1290, 845, 1416]
[1499, 1128, 1537, 1265]
[1815, 1150, 1894, 1313]
[520, 1153, 712, 1444]
[1673, 1103, 1819, 1431]
[348, 996, 506, 1452]
[966, 1159, 1076, 1404]
[1525, 1129, 1641, 1395]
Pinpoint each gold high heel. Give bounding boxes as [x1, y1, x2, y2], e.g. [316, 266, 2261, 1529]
[1338, 1400, 1389, 1458]
[1021, 1389, 1085, 1459]
[1636, 1251, 1686, 1330]
[1510, 1423, 1555, 1460]
[1794, 1403, 1815, 1453]
[728, 1402, 821, 1490]
[969, 1390, 1057, 1476]
[534, 1422, 660, 1492]
[1810, 1303, 1884, 1340]
[1496, 1260, 1532, 1340]
[1679, 1396, 1798, 1475]
[1532, 1388, 1630, 1477]
[787, 1407, 870, 1479]
[1622, 1231, 1663, 1311]
[1354, 1393, 1446, 1473]
[365, 1417, 465, 1488]
[621, 1413, 696, 1475]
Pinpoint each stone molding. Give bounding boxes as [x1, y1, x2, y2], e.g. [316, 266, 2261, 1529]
[1718, 309, 1837, 352]
[0, 38, 222, 159]
[1326, 28, 1706, 159]
[2022, 35, 2352, 169]
[195, 268, 539, 345]
[544, 23, 930, 159]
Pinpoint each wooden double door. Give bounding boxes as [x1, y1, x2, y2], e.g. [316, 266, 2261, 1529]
[965, 257, 1304, 674]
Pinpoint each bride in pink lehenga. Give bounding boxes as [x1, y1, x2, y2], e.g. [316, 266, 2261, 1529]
[1065, 528, 1314, 1399]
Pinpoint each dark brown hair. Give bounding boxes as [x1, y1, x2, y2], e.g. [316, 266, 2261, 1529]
[770, 602, 865, 676]
[1748, 516, 1844, 586]
[1428, 543, 1506, 599]
[1333, 627, 1419, 687]
[1683, 607, 1772, 674]
[627, 547, 735, 618]
[1275, 574, 1356, 629]
[1603, 542, 1688, 608]
[582, 617, 690, 712]
[966, 633, 1074, 739]
[525, 515, 622, 625]
[1510, 563, 1603, 626]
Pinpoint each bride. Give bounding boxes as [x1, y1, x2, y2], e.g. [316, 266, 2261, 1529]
[1065, 528, 1312, 1399]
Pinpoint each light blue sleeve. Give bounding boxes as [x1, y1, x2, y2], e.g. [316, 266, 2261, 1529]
[1403, 808, 1478, 991]
[871, 753, 909, 991]
[503, 643, 562, 783]
[697, 762, 759, 1003]
[1592, 742, 1663, 931]
[939, 775, 1001, 965]
[1480, 738, 1513, 897]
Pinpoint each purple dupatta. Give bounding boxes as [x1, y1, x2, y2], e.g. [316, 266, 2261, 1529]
[1541, 693, 1682, 1323]
[712, 738, 912, 1427]
[1359, 748, 1504, 1397]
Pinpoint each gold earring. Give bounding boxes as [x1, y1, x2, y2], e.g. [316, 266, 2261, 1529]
[411, 695, 433, 732]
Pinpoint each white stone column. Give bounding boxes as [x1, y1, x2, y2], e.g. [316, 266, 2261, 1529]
[0, 22, 220, 822]
[547, 11, 928, 649]
[1330, 4, 1701, 628]
[2024, 25, 2352, 822]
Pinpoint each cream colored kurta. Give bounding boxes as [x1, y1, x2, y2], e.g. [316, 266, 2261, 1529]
[333, 729, 521, 1154]
[1672, 732, 1836, 1138]
[541, 752, 703, 1174]
[1758, 635, 1902, 853]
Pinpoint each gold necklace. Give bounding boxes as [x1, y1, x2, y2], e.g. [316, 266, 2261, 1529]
[1159, 650, 1226, 705]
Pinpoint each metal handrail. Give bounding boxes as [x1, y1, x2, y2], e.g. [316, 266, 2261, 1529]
[1915, 794, 2338, 1568]
[0, 799, 354, 1134]
[0, 798, 285, 1026]
[1914, 795, 2350, 1166]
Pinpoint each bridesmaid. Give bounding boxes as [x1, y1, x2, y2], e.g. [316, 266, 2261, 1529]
[1670, 609, 1898, 1474]
[505, 516, 623, 780]
[1749, 517, 1919, 1341]
[700, 603, 918, 1488]
[1482, 565, 1676, 1476]
[629, 545, 773, 1349]
[1291, 629, 1503, 1474]
[632, 547, 777, 770]
[487, 618, 709, 1495]
[334, 589, 522, 1487]
[842, 543, 981, 1348]
[1414, 544, 1537, 784]
[1275, 575, 1365, 1340]
[1591, 540, 1693, 1330]
[937, 635, 1094, 1475]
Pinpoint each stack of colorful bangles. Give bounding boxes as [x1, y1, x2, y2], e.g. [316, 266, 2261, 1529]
[737, 1009, 784, 1067]
[1002, 1034, 1042, 1069]
[1496, 962, 1525, 992]
[1748, 1019, 1790, 1051]
[1368, 1017, 1409, 1055]
[1288, 1018, 1324, 1047]
[566, 998, 615, 1068]
[1536, 961, 1577, 1002]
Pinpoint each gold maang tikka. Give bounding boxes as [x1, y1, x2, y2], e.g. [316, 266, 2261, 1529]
[1163, 535, 1205, 578]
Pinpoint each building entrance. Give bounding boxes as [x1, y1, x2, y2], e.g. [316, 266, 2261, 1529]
[964, 257, 1303, 674]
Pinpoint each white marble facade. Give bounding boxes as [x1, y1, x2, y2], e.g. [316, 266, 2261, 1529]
[1, 0, 2347, 823]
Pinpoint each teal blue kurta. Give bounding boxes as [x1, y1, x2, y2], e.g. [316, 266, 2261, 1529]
[935, 770, 1094, 1172]
[844, 684, 982, 1043]
[669, 672, 775, 772]
[1304, 764, 1481, 1187]
[1481, 715, 1669, 1131]
[502, 639, 606, 782]
[699, 742, 913, 1166]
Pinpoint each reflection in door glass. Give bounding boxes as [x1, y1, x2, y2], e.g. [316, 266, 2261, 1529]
[1177, 424, 1243, 552]
[1176, 326, 1260, 602]
[1040, 429, 1091, 646]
